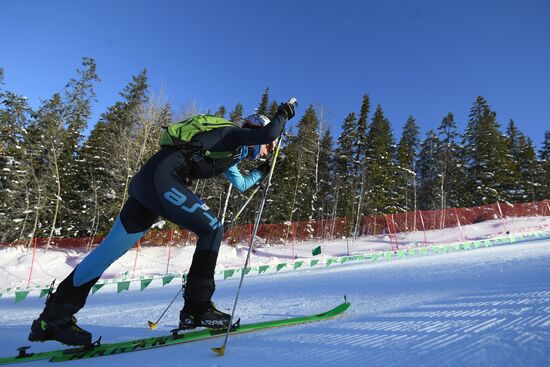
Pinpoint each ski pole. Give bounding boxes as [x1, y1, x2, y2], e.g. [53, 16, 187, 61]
[212, 98, 297, 356]
[223, 185, 262, 232]
[147, 277, 185, 329]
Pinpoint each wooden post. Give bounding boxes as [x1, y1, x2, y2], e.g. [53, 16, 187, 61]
[166, 230, 173, 275]
[496, 202, 510, 235]
[385, 215, 398, 251]
[132, 239, 141, 278]
[418, 210, 428, 246]
[454, 208, 465, 242]
[292, 222, 295, 260]
[247, 223, 253, 267]
[26, 237, 38, 288]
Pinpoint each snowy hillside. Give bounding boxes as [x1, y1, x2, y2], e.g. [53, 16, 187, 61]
[1, 235, 549, 366]
[1, 216, 549, 293]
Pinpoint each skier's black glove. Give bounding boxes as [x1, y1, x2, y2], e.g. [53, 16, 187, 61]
[277, 101, 296, 120]
[257, 159, 272, 176]
[257, 152, 286, 177]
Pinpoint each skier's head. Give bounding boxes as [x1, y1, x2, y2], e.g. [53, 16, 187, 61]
[242, 113, 270, 129]
[242, 114, 275, 160]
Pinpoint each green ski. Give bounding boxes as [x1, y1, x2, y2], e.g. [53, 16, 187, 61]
[0, 301, 350, 364]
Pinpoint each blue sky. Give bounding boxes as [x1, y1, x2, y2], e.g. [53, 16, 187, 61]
[1, 0, 549, 147]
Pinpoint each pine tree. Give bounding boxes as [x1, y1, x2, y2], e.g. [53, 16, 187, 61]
[538, 131, 550, 200]
[504, 120, 524, 201]
[318, 129, 334, 221]
[58, 58, 100, 236]
[437, 112, 470, 208]
[505, 120, 540, 202]
[334, 112, 357, 221]
[352, 95, 370, 236]
[267, 100, 278, 119]
[463, 96, 515, 204]
[355, 95, 370, 174]
[23, 93, 66, 243]
[284, 105, 320, 224]
[395, 116, 419, 213]
[516, 136, 538, 201]
[417, 130, 441, 210]
[256, 87, 270, 115]
[214, 105, 226, 118]
[0, 86, 33, 241]
[364, 105, 396, 215]
[78, 70, 149, 235]
[229, 102, 244, 125]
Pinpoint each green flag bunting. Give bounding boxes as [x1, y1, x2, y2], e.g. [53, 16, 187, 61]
[15, 291, 29, 303]
[117, 281, 130, 293]
[224, 270, 235, 280]
[141, 278, 153, 291]
[39, 288, 50, 298]
[7, 230, 544, 304]
[92, 283, 105, 294]
[162, 275, 175, 286]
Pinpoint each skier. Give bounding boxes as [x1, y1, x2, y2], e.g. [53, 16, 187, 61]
[28, 100, 297, 346]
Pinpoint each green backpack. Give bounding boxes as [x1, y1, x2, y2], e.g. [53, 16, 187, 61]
[160, 115, 237, 159]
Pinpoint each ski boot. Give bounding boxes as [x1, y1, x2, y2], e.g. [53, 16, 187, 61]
[29, 314, 92, 346]
[28, 279, 93, 346]
[179, 302, 232, 330]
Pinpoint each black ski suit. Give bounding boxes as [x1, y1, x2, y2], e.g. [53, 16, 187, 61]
[47, 112, 286, 318]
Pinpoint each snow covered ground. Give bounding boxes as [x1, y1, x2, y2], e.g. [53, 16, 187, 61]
[1, 215, 549, 291]
[0, 236, 549, 366]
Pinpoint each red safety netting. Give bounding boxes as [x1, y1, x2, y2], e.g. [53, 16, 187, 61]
[1, 199, 549, 250]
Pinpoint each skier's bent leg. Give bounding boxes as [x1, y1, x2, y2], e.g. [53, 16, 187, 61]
[29, 197, 157, 345]
[181, 226, 231, 329]
[184, 227, 224, 314]
[56, 197, 156, 307]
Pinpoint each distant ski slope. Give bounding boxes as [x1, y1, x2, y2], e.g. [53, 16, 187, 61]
[0, 238, 549, 366]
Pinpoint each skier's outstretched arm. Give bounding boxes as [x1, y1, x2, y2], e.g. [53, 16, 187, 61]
[221, 102, 296, 149]
[223, 165, 263, 192]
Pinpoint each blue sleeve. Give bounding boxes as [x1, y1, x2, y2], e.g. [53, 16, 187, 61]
[224, 165, 263, 193]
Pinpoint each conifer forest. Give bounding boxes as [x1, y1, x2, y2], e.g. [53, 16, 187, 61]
[1, 59, 549, 243]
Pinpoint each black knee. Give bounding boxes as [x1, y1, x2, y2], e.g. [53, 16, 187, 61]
[187, 250, 219, 279]
[184, 250, 219, 315]
[196, 224, 224, 253]
[120, 197, 158, 234]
